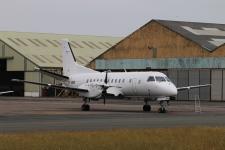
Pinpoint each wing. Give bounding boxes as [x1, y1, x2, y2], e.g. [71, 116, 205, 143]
[11, 79, 88, 92]
[0, 91, 14, 95]
[177, 84, 211, 91]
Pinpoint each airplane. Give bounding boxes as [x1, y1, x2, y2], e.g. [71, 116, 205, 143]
[12, 39, 210, 113]
[0, 91, 14, 95]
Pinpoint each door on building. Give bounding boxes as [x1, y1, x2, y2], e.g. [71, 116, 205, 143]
[0, 59, 6, 71]
[131, 78, 138, 95]
[0, 71, 24, 96]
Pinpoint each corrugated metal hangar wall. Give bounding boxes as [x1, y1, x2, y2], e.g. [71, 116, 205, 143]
[0, 32, 122, 97]
[89, 19, 225, 101]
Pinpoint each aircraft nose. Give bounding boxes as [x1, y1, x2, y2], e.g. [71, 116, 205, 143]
[170, 85, 178, 96]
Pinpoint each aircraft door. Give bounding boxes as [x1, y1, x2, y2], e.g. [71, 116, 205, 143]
[131, 78, 138, 95]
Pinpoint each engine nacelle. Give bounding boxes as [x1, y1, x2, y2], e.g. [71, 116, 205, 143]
[78, 84, 102, 98]
[156, 97, 170, 101]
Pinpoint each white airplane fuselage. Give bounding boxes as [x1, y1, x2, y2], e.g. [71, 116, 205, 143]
[11, 39, 210, 112]
[68, 71, 177, 99]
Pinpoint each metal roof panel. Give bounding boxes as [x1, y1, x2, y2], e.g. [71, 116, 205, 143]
[155, 20, 225, 51]
[0, 31, 122, 68]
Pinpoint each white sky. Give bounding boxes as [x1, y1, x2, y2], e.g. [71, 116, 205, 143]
[0, 0, 225, 36]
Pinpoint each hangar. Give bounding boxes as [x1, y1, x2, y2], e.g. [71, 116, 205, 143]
[0, 31, 121, 96]
[88, 19, 225, 101]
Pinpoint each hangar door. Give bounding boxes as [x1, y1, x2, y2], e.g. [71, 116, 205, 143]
[0, 59, 6, 71]
[0, 71, 24, 96]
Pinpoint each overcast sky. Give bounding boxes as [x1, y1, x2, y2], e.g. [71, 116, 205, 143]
[0, 0, 225, 36]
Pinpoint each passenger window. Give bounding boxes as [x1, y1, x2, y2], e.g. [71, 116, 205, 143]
[93, 79, 95, 82]
[129, 79, 132, 83]
[147, 76, 155, 82]
[115, 79, 117, 83]
[90, 79, 92, 82]
[111, 79, 113, 83]
[97, 79, 99, 82]
[155, 76, 166, 82]
[100, 79, 103, 82]
[118, 79, 121, 83]
[86, 79, 89, 83]
[122, 79, 125, 83]
[138, 80, 141, 84]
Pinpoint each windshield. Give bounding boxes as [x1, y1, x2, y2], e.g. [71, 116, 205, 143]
[165, 77, 171, 82]
[147, 76, 155, 82]
[155, 76, 166, 82]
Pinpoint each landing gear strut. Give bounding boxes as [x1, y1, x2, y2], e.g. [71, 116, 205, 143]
[81, 98, 90, 111]
[158, 101, 168, 113]
[143, 99, 151, 112]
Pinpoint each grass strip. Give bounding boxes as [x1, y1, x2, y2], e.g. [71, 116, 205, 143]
[0, 127, 225, 150]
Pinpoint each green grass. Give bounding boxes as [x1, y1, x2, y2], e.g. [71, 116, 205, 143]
[0, 127, 225, 150]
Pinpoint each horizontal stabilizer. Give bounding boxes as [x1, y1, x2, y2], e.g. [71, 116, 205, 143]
[0, 91, 14, 95]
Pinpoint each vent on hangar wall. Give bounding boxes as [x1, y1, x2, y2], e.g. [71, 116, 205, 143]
[69, 43, 77, 49]
[34, 39, 47, 47]
[71, 41, 84, 48]
[32, 55, 46, 63]
[46, 40, 58, 47]
[7, 38, 20, 46]
[27, 39, 40, 47]
[15, 38, 28, 46]
[88, 41, 102, 49]
[40, 55, 53, 63]
[82, 41, 94, 49]
[105, 42, 112, 47]
[52, 55, 62, 63]
[98, 42, 109, 48]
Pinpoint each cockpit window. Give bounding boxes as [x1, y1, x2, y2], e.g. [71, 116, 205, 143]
[155, 76, 166, 82]
[147, 76, 155, 82]
[165, 77, 171, 82]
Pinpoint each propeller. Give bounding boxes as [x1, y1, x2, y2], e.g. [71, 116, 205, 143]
[102, 71, 109, 104]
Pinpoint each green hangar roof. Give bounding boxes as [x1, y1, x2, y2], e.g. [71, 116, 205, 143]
[0, 31, 122, 68]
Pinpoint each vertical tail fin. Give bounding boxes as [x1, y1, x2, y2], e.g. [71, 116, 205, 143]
[61, 39, 97, 76]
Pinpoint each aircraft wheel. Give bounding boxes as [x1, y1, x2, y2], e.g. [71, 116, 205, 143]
[143, 104, 151, 112]
[81, 104, 90, 111]
[158, 107, 166, 113]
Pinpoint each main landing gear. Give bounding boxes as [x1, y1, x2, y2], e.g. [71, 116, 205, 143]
[142, 98, 169, 113]
[81, 98, 90, 111]
[143, 99, 151, 112]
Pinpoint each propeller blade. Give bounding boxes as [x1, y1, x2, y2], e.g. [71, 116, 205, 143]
[103, 70, 109, 105]
[104, 71, 108, 84]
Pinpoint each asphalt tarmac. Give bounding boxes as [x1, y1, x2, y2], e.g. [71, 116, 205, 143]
[0, 97, 225, 132]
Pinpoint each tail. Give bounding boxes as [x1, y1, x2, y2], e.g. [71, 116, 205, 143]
[61, 39, 98, 76]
